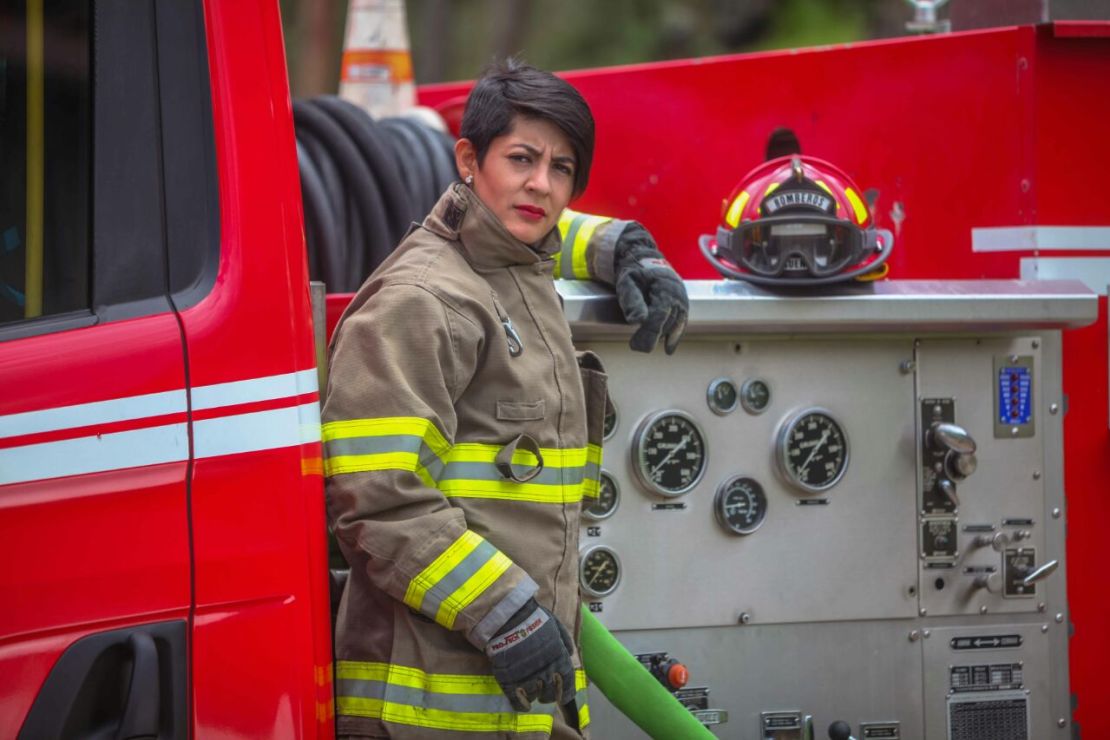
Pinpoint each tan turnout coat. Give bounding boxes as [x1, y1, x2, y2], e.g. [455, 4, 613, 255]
[324, 183, 625, 739]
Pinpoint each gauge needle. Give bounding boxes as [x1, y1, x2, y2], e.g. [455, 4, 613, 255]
[798, 428, 830, 477]
[650, 434, 691, 477]
[587, 563, 611, 587]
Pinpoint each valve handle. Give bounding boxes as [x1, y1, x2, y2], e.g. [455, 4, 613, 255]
[929, 422, 977, 455]
[937, 478, 960, 508]
[1022, 559, 1059, 587]
[828, 720, 856, 740]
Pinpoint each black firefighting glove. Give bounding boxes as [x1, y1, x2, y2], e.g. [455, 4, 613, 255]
[613, 223, 689, 354]
[486, 598, 576, 711]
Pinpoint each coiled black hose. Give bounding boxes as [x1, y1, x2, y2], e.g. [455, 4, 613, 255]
[293, 96, 458, 292]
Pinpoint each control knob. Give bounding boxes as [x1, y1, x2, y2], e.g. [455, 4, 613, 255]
[928, 422, 978, 481]
[828, 720, 857, 740]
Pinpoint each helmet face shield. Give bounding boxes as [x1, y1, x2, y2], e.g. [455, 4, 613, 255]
[718, 214, 868, 279]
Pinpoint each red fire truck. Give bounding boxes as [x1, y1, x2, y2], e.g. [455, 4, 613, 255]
[1, 1, 1107, 738]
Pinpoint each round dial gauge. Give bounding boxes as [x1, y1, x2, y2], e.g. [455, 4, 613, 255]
[583, 471, 620, 521]
[706, 378, 739, 416]
[580, 546, 621, 598]
[714, 476, 768, 535]
[603, 399, 618, 440]
[776, 408, 849, 492]
[740, 378, 771, 414]
[632, 411, 708, 497]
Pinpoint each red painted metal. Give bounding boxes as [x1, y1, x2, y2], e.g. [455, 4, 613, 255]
[0, 316, 191, 730]
[188, 0, 332, 736]
[420, 26, 1110, 734]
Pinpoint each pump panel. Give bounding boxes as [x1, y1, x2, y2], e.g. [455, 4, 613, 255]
[563, 280, 1086, 740]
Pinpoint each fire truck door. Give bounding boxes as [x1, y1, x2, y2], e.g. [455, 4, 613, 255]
[0, 2, 216, 737]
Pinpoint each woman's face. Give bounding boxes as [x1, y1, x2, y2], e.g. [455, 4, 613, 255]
[456, 116, 577, 245]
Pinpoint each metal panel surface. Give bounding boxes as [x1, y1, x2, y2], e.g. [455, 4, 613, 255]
[587, 620, 925, 740]
[579, 338, 919, 630]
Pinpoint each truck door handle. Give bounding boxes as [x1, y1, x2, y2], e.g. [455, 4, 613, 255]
[120, 632, 161, 740]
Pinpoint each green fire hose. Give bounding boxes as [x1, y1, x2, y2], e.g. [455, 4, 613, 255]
[579, 606, 716, 739]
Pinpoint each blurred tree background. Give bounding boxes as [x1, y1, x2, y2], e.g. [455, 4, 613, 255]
[281, 0, 919, 97]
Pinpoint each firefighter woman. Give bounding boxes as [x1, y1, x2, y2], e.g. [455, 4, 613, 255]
[323, 60, 688, 739]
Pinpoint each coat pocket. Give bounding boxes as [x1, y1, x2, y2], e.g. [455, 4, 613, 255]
[576, 351, 609, 447]
[495, 399, 546, 421]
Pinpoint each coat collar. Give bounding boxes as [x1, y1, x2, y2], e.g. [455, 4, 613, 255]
[423, 183, 560, 268]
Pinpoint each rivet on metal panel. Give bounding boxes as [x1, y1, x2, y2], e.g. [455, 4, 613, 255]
[1055, 613, 1064, 623]
[922, 629, 931, 638]
[1011, 426, 1020, 437]
[919, 608, 927, 617]
[1009, 354, 1020, 364]
[733, 343, 742, 354]
[1038, 602, 1047, 612]
[908, 630, 920, 642]
[1033, 471, 1042, 480]
[1058, 718, 1068, 728]
[1049, 403, 1059, 415]
[1020, 179, 1031, 193]
[899, 359, 915, 374]
[1052, 508, 1061, 519]
[1032, 339, 1040, 349]
[907, 585, 917, 596]
[1042, 624, 1050, 633]
[738, 612, 751, 625]
[980, 605, 989, 615]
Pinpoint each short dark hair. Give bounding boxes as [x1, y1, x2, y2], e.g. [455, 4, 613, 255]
[461, 59, 595, 197]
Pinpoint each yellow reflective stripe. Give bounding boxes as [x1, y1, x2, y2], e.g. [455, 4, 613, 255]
[764, 182, 780, 198]
[337, 696, 553, 733]
[403, 530, 484, 612]
[557, 208, 578, 237]
[337, 661, 502, 694]
[439, 479, 588, 504]
[323, 417, 451, 456]
[725, 190, 750, 228]
[436, 551, 513, 628]
[844, 186, 869, 224]
[586, 444, 603, 465]
[579, 702, 591, 728]
[572, 215, 610, 279]
[575, 669, 588, 691]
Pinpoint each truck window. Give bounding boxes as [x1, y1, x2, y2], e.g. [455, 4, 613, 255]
[0, 0, 218, 341]
[0, 1, 91, 328]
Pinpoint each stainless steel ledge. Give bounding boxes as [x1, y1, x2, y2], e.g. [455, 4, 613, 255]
[558, 279, 1099, 337]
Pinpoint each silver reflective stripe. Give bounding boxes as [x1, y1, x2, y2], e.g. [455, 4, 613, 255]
[471, 575, 540, 645]
[336, 678, 555, 715]
[439, 460, 586, 486]
[418, 539, 500, 620]
[324, 436, 446, 478]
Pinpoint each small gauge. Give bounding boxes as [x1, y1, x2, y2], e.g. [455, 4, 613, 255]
[706, 378, 739, 416]
[583, 471, 620, 521]
[603, 398, 618, 440]
[714, 476, 768, 535]
[740, 378, 771, 414]
[632, 410, 708, 497]
[775, 407, 849, 493]
[580, 545, 621, 598]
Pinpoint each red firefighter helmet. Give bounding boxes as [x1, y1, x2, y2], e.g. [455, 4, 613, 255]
[699, 155, 893, 285]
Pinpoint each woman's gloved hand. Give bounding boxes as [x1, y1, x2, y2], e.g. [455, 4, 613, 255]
[486, 598, 576, 711]
[613, 223, 689, 354]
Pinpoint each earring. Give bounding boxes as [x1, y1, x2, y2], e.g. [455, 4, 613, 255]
[465, 174, 474, 185]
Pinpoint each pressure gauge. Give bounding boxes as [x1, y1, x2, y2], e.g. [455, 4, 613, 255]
[740, 378, 771, 414]
[580, 545, 621, 597]
[583, 471, 620, 521]
[632, 410, 708, 497]
[714, 476, 768, 535]
[603, 400, 618, 440]
[775, 407, 849, 493]
[706, 378, 739, 416]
